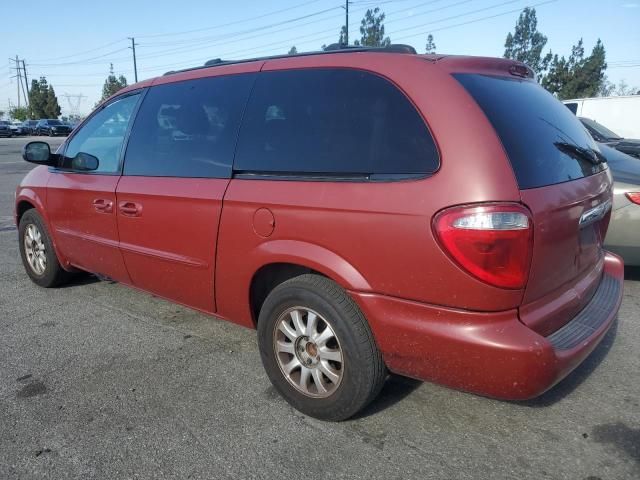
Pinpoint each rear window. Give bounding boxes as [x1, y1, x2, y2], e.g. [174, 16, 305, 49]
[234, 68, 439, 178]
[455, 74, 606, 189]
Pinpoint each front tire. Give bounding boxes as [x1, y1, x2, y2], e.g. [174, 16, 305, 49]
[18, 209, 70, 287]
[258, 274, 386, 421]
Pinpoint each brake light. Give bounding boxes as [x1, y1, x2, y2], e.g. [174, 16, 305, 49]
[626, 192, 640, 205]
[433, 204, 533, 289]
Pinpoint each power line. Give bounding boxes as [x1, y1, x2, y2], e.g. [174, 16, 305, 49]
[28, 47, 131, 67]
[26, 5, 344, 69]
[28, 39, 128, 63]
[136, 0, 484, 73]
[394, 0, 557, 40]
[135, 0, 326, 39]
[390, 0, 524, 37]
[135, 8, 344, 62]
[133, 1, 447, 73]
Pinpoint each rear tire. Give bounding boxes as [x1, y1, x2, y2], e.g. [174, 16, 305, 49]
[18, 209, 71, 288]
[257, 274, 386, 421]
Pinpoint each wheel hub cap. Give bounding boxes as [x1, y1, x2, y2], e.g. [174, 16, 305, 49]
[274, 307, 344, 398]
[23, 223, 46, 276]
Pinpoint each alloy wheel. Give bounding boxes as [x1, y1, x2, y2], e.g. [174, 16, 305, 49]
[273, 307, 344, 398]
[23, 223, 46, 275]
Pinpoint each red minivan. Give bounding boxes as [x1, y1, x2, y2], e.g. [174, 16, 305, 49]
[16, 46, 624, 421]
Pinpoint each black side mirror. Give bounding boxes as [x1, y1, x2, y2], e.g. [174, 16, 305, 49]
[22, 141, 57, 165]
[71, 152, 99, 171]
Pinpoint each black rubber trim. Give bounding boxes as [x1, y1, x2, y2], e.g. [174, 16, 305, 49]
[547, 273, 619, 350]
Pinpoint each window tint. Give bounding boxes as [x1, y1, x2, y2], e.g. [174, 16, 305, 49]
[61, 93, 140, 173]
[564, 102, 578, 114]
[124, 74, 254, 178]
[455, 74, 606, 189]
[234, 69, 438, 176]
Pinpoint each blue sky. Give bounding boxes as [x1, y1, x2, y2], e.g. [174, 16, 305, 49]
[1, 0, 638, 116]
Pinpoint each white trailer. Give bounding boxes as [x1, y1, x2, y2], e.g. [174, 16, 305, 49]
[563, 95, 640, 139]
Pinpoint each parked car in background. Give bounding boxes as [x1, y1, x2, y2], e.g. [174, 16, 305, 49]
[564, 95, 640, 138]
[10, 121, 26, 135]
[597, 143, 640, 266]
[35, 119, 72, 136]
[15, 48, 624, 421]
[22, 120, 39, 135]
[581, 117, 640, 159]
[0, 120, 12, 137]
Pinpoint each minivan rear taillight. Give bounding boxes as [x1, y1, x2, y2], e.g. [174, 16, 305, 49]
[433, 204, 533, 289]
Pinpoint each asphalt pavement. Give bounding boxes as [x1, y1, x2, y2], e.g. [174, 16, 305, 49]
[0, 136, 638, 479]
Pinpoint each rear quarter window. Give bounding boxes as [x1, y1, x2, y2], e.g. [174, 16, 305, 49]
[234, 68, 439, 178]
[455, 74, 606, 189]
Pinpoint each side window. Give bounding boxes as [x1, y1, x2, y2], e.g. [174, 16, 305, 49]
[234, 68, 439, 177]
[61, 93, 140, 173]
[565, 102, 578, 115]
[123, 74, 254, 178]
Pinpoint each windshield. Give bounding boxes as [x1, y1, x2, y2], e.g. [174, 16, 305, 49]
[48, 119, 63, 125]
[580, 117, 623, 140]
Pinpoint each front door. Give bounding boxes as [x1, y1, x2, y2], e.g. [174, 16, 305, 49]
[115, 71, 256, 312]
[46, 92, 141, 281]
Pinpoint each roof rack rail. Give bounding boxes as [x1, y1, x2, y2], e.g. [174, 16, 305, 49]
[323, 43, 417, 54]
[163, 44, 418, 76]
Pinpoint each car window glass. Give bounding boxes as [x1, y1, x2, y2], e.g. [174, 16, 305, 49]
[61, 94, 140, 173]
[580, 118, 621, 140]
[234, 68, 439, 176]
[455, 74, 606, 189]
[123, 74, 254, 178]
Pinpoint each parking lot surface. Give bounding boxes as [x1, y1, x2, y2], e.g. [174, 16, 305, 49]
[0, 136, 639, 479]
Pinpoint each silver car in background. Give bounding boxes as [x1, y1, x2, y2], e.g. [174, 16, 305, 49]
[599, 143, 640, 266]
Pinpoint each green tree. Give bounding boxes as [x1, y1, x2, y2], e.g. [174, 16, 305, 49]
[45, 84, 62, 118]
[358, 8, 390, 47]
[541, 39, 608, 99]
[100, 63, 128, 102]
[9, 106, 29, 121]
[338, 25, 348, 45]
[503, 7, 551, 76]
[28, 77, 52, 119]
[610, 79, 639, 96]
[598, 75, 615, 96]
[425, 34, 436, 54]
[288, 46, 298, 55]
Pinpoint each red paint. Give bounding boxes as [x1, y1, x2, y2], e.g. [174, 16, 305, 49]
[15, 52, 625, 401]
[115, 176, 227, 313]
[46, 172, 130, 283]
[351, 253, 623, 400]
[519, 171, 613, 334]
[252, 208, 276, 238]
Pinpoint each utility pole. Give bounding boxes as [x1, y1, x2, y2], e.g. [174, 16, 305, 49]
[340, 1, 352, 46]
[22, 60, 29, 96]
[345, 0, 349, 46]
[128, 37, 138, 83]
[61, 93, 87, 117]
[19, 73, 27, 107]
[15, 56, 21, 108]
[9, 56, 22, 109]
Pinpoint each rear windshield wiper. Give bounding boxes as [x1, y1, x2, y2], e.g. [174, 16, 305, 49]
[554, 142, 606, 165]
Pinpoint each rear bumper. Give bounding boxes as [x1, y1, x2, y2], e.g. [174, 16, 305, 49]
[350, 252, 624, 400]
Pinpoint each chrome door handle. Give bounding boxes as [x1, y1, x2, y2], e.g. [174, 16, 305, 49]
[93, 199, 113, 213]
[118, 201, 142, 217]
